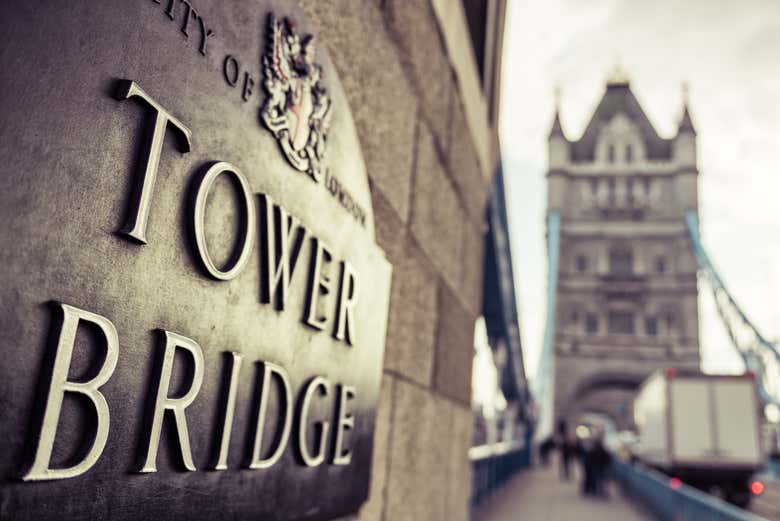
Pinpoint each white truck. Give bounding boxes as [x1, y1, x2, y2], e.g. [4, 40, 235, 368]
[633, 369, 765, 507]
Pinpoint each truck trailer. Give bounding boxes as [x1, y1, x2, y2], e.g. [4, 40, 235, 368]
[633, 369, 765, 507]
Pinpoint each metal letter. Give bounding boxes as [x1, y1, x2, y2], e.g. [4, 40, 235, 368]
[223, 55, 239, 87]
[249, 362, 292, 469]
[334, 261, 359, 345]
[191, 161, 257, 281]
[197, 15, 215, 56]
[242, 72, 254, 102]
[297, 376, 331, 467]
[139, 331, 204, 473]
[164, 0, 178, 20]
[115, 80, 192, 244]
[213, 351, 242, 470]
[179, 0, 196, 37]
[259, 193, 306, 310]
[303, 237, 333, 330]
[332, 385, 355, 466]
[23, 303, 119, 481]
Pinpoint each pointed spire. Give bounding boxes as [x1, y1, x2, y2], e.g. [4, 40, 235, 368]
[607, 61, 630, 87]
[678, 83, 697, 135]
[549, 86, 566, 139]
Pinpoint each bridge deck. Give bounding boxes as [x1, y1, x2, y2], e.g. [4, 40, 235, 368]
[472, 460, 649, 521]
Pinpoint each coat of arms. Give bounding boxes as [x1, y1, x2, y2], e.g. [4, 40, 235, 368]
[261, 14, 331, 182]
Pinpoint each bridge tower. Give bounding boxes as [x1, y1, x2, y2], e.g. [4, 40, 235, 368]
[547, 72, 701, 430]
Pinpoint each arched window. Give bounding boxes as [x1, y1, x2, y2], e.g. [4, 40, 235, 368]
[656, 256, 667, 274]
[608, 311, 635, 335]
[576, 255, 588, 272]
[645, 317, 658, 336]
[585, 314, 598, 335]
[625, 144, 633, 163]
[608, 178, 616, 205]
[609, 249, 633, 277]
[607, 144, 616, 163]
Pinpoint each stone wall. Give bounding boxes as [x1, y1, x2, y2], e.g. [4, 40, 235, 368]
[299, 2, 499, 520]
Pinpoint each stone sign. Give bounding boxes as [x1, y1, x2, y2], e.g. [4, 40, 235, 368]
[0, 1, 392, 520]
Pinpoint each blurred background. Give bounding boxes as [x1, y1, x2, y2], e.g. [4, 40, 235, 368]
[469, 1, 780, 519]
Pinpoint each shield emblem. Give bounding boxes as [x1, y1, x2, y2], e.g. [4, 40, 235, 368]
[261, 15, 331, 182]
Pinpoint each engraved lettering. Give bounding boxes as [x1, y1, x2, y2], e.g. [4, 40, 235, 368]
[191, 161, 257, 281]
[179, 0, 197, 37]
[213, 351, 242, 471]
[242, 72, 254, 102]
[259, 194, 306, 310]
[223, 55, 239, 87]
[332, 385, 355, 465]
[197, 16, 215, 56]
[23, 303, 119, 481]
[303, 237, 334, 330]
[139, 331, 204, 473]
[164, 0, 178, 21]
[249, 362, 292, 469]
[334, 261, 359, 345]
[297, 376, 331, 467]
[115, 80, 192, 244]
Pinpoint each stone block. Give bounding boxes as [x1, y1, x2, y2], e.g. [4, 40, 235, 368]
[383, 0, 453, 151]
[433, 282, 476, 405]
[370, 182, 406, 265]
[459, 220, 486, 315]
[409, 122, 464, 289]
[300, 0, 418, 223]
[384, 380, 451, 521]
[358, 375, 395, 521]
[446, 404, 474, 521]
[384, 237, 438, 386]
[449, 97, 490, 222]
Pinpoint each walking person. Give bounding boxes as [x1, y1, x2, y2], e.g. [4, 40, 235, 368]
[559, 435, 576, 481]
[592, 436, 612, 497]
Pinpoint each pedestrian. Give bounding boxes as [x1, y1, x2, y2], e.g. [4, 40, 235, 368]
[560, 435, 576, 481]
[592, 437, 611, 497]
[580, 437, 596, 495]
[539, 436, 554, 467]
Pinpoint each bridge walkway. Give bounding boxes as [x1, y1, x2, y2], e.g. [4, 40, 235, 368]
[472, 458, 649, 521]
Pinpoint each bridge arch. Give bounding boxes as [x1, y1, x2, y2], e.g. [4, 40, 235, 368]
[558, 371, 647, 431]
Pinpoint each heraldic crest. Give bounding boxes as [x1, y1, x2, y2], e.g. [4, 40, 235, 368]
[261, 14, 332, 182]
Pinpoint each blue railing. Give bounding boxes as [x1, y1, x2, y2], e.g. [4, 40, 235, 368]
[469, 440, 530, 506]
[612, 459, 767, 521]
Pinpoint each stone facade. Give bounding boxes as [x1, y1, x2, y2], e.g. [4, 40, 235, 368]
[548, 75, 701, 430]
[298, 1, 506, 519]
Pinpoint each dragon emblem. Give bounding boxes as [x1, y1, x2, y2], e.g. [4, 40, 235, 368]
[261, 14, 331, 182]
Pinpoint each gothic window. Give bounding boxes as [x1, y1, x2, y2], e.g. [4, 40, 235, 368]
[609, 249, 633, 277]
[607, 144, 616, 163]
[608, 178, 616, 204]
[625, 144, 633, 163]
[585, 314, 598, 335]
[655, 256, 667, 274]
[576, 255, 588, 272]
[608, 311, 635, 335]
[645, 317, 658, 336]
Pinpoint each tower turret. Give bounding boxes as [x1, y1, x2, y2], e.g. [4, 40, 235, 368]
[548, 95, 569, 170]
[673, 84, 697, 168]
[547, 92, 569, 212]
[673, 85, 698, 213]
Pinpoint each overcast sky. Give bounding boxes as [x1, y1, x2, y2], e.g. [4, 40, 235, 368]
[499, 0, 780, 381]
